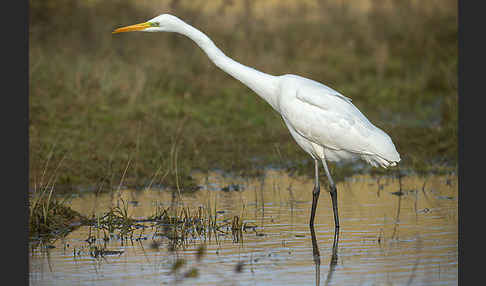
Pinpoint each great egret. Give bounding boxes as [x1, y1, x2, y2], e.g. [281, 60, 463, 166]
[113, 14, 400, 228]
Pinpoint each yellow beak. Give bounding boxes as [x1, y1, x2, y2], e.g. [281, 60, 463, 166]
[112, 22, 152, 34]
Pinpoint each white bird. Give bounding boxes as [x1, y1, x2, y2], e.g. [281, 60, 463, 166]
[113, 14, 401, 228]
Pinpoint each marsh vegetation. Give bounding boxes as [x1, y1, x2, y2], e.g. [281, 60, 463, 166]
[29, 1, 457, 284]
[30, 170, 458, 285]
[29, 0, 457, 193]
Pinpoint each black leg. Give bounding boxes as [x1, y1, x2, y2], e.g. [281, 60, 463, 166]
[310, 224, 321, 262]
[309, 224, 321, 286]
[309, 159, 320, 227]
[310, 186, 320, 227]
[330, 227, 339, 265]
[329, 185, 339, 229]
[324, 228, 340, 286]
[321, 159, 340, 229]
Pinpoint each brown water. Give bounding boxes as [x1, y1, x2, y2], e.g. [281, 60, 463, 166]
[29, 170, 458, 285]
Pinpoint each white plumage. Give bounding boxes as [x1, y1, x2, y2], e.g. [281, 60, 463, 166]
[113, 14, 401, 228]
[278, 74, 400, 168]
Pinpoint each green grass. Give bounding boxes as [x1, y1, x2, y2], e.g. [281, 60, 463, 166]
[29, 0, 457, 192]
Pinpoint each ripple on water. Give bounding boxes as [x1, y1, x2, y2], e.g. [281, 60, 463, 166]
[30, 170, 458, 286]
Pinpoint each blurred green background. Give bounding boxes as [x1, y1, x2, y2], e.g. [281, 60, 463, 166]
[29, 0, 457, 192]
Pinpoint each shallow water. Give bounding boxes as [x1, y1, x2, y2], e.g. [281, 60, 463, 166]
[29, 170, 458, 285]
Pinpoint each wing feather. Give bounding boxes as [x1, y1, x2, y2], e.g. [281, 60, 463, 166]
[295, 83, 375, 139]
[278, 74, 400, 163]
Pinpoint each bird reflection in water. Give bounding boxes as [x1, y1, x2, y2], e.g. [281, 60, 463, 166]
[310, 226, 339, 286]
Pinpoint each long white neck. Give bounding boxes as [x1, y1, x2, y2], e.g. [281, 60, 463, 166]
[175, 21, 280, 111]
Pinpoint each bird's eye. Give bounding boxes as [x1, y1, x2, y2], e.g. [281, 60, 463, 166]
[149, 22, 159, 27]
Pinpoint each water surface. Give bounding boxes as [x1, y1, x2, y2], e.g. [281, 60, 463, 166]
[29, 170, 458, 285]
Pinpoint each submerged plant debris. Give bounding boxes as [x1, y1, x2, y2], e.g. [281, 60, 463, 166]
[29, 196, 87, 238]
[29, 193, 255, 251]
[30, 172, 458, 286]
[28, 1, 457, 282]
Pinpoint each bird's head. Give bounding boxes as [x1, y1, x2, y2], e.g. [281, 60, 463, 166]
[112, 14, 184, 34]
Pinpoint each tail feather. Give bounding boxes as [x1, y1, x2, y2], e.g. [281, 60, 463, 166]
[362, 153, 400, 169]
